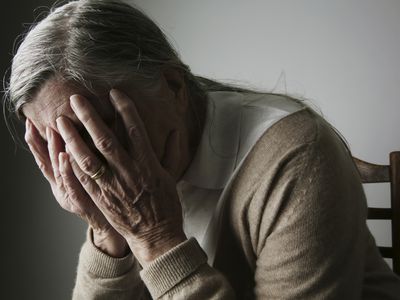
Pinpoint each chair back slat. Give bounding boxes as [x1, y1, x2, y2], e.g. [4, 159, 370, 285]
[368, 208, 392, 220]
[389, 151, 400, 274]
[378, 246, 394, 259]
[353, 151, 400, 276]
[353, 157, 390, 183]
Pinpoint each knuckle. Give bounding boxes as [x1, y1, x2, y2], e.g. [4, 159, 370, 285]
[95, 135, 114, 154]
[78, 173, 90, 185]
[55, 174, 64, 188]
[79, 110, 91, 124]
[63, 133, 75, 144]
[37, 160, 47, 172]
[80, 156, 96, 174]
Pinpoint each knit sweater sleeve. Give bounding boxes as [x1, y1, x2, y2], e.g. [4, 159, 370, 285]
[72, 229, 236, 299]
[72, 227, 145, 300]
[245, 117, 369, 298]
[139, 237, 235, 299]
[72, 229, 235, 299]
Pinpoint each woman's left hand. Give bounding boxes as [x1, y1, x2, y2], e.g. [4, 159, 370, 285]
[56, 89, 186, 266]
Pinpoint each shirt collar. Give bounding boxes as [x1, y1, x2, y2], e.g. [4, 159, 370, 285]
[179, 91, 305, 190]
[180, 91, 243, 190]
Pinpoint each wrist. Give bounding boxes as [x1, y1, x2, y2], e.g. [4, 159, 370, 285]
[92, 227, 130, 258]
[127, 230, 187, 267]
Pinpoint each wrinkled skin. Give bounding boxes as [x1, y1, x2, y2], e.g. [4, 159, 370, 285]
[23, 72, 197, 264]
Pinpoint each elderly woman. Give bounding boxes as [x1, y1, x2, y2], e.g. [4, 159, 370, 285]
[6, 0, 400, 299]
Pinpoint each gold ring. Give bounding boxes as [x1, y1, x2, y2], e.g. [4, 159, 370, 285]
[90, 165, 106, 180]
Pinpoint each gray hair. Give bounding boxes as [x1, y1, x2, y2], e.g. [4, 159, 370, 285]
[4, 0, 353, 155]
[5, 0, 212, 119]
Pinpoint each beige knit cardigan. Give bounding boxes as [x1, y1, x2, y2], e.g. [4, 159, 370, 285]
[72, 107, 400, 299]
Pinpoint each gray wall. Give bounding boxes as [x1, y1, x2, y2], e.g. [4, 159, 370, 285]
[1, 2, 86, 299]
[1, 1, 399, 299]
[131, 0, 400, 265]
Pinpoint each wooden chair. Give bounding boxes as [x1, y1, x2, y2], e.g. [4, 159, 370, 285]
[353, 151, 400, 275]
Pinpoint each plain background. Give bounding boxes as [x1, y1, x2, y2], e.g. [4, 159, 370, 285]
[1, 1, 399, 299]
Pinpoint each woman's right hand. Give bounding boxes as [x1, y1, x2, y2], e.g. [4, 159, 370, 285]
[24, 118, 129, 257]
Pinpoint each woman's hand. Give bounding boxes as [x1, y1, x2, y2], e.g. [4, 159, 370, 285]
[55, 89, 186, 266]
[25, 117, 129, 258]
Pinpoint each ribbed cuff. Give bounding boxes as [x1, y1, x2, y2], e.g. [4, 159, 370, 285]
[79, 227, 135, 278]
[140, 237, 207, 299]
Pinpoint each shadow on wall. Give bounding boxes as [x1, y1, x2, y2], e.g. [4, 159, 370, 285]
[1, 1, 87, 299]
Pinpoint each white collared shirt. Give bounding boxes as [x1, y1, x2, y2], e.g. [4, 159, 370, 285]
[176, 91, 304, 265]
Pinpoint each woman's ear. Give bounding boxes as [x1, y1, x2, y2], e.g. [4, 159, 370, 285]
[161, 67, 188, 114]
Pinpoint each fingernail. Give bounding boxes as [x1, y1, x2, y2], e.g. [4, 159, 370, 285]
[70, 95, 83, 109]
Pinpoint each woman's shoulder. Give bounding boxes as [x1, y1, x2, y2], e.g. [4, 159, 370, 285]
[237, 92, 327, 150]
[231, 104, 354, 196]
[227, 102, 363, 248]
[245, 105, 322, 164]
[248, 100, 351, 163]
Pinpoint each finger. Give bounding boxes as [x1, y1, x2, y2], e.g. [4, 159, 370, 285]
[69, 94, 131, 169]
[57, 152, 81, 212]
[59, 152, 111, 231]
[59, 152, 98, 214]
[56, 115, 107, 183]
[25, 119, 55, 182]
[65, 149, 128, 230]
[46, 127, 64, 188]
[65, 146, 102, 199]
[109, 89, 156, 162]
[65, 147, 129, 224]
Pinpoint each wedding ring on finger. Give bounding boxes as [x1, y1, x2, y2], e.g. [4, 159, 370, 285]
[90, 164, 106, 180]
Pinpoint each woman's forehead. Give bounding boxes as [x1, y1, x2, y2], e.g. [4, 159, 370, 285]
[22, 78, 113, 135]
